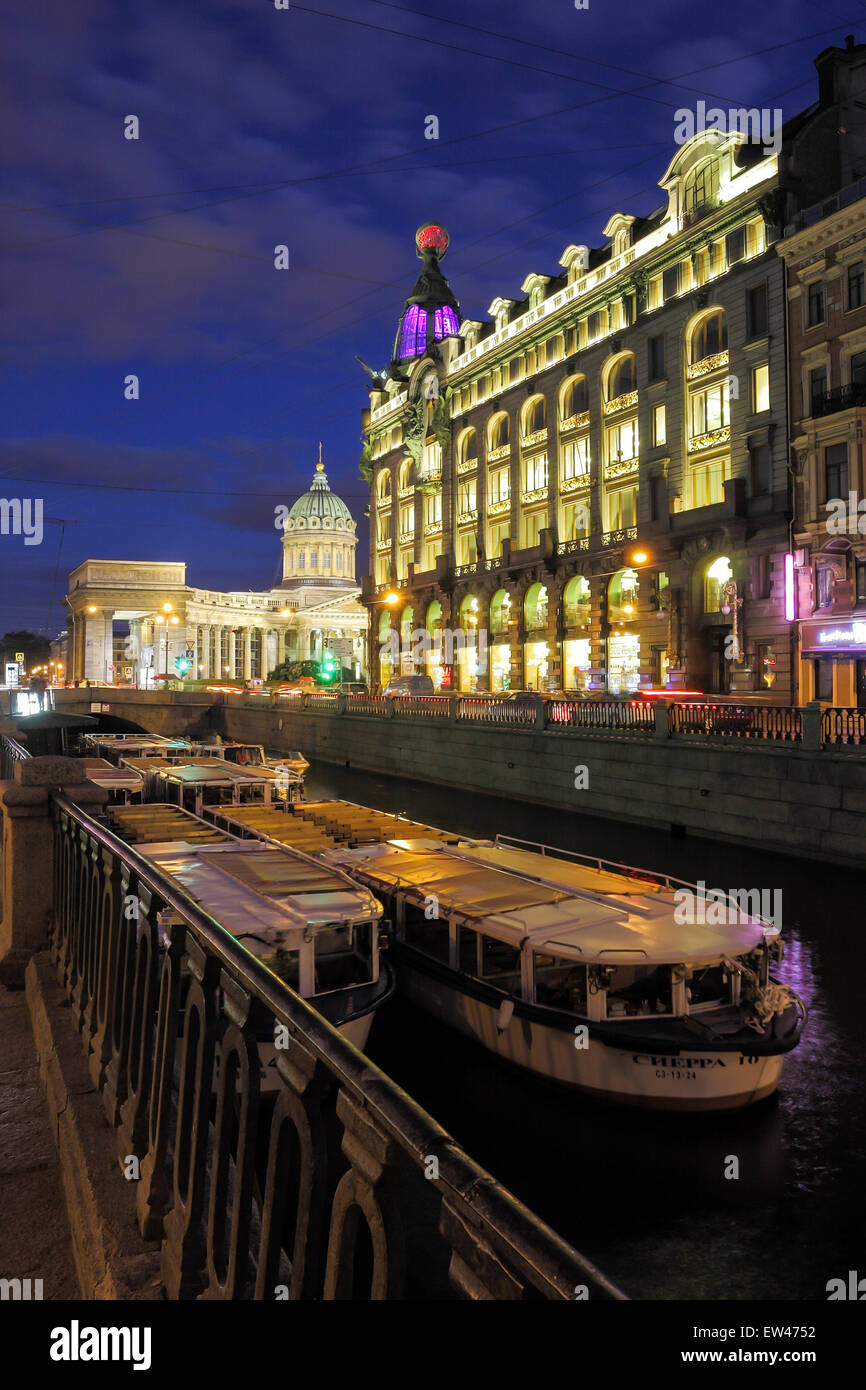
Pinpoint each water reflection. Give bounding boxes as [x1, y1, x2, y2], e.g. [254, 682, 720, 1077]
[301, 761, 866, 1300]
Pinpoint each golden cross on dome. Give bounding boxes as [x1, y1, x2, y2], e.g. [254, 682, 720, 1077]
[316, 441, 324, 473]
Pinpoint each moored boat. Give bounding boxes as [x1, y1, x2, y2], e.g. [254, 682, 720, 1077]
[321, 835, 806, 1112]
[105, 803, 394, 1089]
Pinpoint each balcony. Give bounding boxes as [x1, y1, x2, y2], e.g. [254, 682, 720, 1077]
[424, 520, 443, 537]
[604, 457, 639, 481]
[604, 390, 638, 417]
[457, 509, 478, 525]
[488, 497, 510, 517]
[457, 457, 478, 474]
[560, 472, 593, 495]
[376, 538, 390, 553]
[688, 426, 731, 453]
[601, 526, 638, 548]
[561, 410, 590, 432]
[687, 351, 729, 381]
[522, 428, 548, 449]
[521, 485, 548, 504]
[811, 383, 866, 418]
[487, 444, 510, 463]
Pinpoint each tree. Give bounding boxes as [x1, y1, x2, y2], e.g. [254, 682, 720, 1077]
[0, 630, 50, 671]
[268, 657, 355, 686]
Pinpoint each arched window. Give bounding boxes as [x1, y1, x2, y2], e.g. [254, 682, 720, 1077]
[705, 556, 732, 613]
[459, 594, 480, 632]
[609, 568, 639, 620]
[691, 309, 727, 364]
[561, 376, 588, 422]
[523, 396, 547, 437]
[489, 588, 512, 636]
[378, 610, 391, 641]
[377, 470, 392, 502]
[398, 459, 412, 493]
[563, 575, 591, 626]
[684, 160, 719, 219]
[605, 353, 636, 401]
[459, 428, 478, 468]
[524, 582, 549, 630]
[400, 605, 414, 646]
[488, 412, 510, 453]
[426, 599, 442, 635]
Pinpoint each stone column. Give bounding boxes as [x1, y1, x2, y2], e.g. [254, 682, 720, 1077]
[203, 625, 212, 678]
[0, 755, 107, 986]
[243, 628, 252, 681]
[83, 611, 108, 682]
[226, 629, 236, 679]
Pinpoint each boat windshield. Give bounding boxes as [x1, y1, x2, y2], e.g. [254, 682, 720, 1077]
[534, 955, 588, 1014]
[224, 745, 264, 766]
[605, 964, 673, 1018]
[315, 922, 374, 993]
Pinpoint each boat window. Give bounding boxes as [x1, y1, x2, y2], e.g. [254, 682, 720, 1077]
[686, 963, 730, 1007]
[534, 955, 587, 1014]
[315, 922, 374, 991]
[481, 935, 521, 990]
[605, 964, 672, 1017]
[458, 926, 479, 974]
[403, 902, 449, 964]
[265, 947, 300, 990]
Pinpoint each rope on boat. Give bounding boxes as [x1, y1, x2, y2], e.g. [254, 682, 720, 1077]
[723, 958, 799, 1034]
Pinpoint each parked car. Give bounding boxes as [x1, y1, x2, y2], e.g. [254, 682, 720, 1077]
[341, 681, 369, 695]
[383, 674, 435, 697]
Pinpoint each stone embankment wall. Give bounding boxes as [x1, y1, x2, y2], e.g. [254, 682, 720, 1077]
[51, 689, 866, 868]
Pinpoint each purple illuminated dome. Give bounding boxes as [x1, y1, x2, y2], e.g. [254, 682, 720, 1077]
[393, 223, 461, 363]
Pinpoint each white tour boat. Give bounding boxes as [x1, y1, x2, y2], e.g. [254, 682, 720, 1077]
[106, 803, 393, 1089]
[323, 834, 806, 1112]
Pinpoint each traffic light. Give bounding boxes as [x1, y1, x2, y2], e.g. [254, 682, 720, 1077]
[175, 657, 192, 674]
[320, 651, 338, 684]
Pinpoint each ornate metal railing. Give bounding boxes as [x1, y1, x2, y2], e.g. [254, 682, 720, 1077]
[0, 734, 29, 781]
[822, 706, 866, 744]
[392, 695, 450, 719]
[547, 699, 655, 733]
[47, 789, 624, 1301]
[346, 694, 390, 716]
[669, 704, 802, 741]
[457, 696, 536, 725]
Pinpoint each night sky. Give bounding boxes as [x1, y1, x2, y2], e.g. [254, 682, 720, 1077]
[3, 0, 863, 638]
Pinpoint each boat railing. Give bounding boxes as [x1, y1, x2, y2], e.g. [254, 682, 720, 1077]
[493, 833, 693, 893]
[0, 745, 624, 1300]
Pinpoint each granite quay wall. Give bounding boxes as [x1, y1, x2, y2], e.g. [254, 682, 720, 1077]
[50, 689, 866, 869]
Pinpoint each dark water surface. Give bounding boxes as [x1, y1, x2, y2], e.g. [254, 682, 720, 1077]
[300, 758, 865, 1301]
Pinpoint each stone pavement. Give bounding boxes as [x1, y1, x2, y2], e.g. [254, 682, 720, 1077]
[0, 984, 79, 1299]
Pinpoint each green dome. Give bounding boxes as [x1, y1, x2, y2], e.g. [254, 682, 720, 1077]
[288, 462, 353, 524]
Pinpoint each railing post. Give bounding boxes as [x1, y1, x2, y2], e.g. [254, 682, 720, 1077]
[534, 694, 546, 730]
[449, 694, 458, 723]
[335, 692, 346, 715]
[0, 758, 106, 987]
[654, 703, 669, 741]
[802, 700, 823, 751]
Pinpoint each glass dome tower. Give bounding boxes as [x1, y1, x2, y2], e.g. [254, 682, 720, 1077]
[392, 223, 461, 364]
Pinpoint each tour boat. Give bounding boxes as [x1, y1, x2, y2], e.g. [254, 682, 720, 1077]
[322, 835, 806, 1112]
[81, 733, 195, 763]
[186, 739, 309, 780]
[106, 803, 394, 1089]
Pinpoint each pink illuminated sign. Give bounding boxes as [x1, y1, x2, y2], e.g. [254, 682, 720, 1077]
[784, 553, 795, 622]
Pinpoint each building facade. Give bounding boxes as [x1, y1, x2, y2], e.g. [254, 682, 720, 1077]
[361, 40, 866, 703]
[66, 457, 369, 685]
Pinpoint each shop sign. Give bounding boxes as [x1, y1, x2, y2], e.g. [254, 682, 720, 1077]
[801, 619, 866, 652]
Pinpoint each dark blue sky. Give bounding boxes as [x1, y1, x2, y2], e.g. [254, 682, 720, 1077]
[2, 0, 864, 637]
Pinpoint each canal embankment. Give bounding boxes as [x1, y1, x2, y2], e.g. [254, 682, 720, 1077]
[51, 688, 866, 869]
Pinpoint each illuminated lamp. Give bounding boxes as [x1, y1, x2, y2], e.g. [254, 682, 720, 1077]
[416, 223, 450, 259]
[631, 550, 649, 564]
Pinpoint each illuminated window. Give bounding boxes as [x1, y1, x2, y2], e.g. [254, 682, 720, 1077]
[705, 556, 732, 612]
[683, 160, 719, 217]
[524, 396, 547, 436]
[607, 487, 637, 530]
[561, 376, 588, 420]
[561, 437, 591, 480]
[652, 404, 666, 447]
[606, 419, 639, 464]
[690, 310, 727, 363]
[690, 382, 729, 436]
[524, 454, 549, 492]
[690, 458, 729, 509]
[606, 354, 635, 400]
[398, 304, 428, 359]
[752, 363, 770, 413]
[488, 468, 510, 504]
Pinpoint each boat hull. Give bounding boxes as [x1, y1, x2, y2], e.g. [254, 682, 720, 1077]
[397, 955, 788, 1112]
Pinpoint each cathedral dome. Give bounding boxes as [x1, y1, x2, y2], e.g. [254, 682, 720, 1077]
[288, 459, 354, 525]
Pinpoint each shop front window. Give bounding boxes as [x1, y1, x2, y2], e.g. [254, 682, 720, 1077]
[563, 637, 591, 691]
[756, 642, 776, 689]
[607, 632, 640, 693]
[524, 639, 549, 691]
[609, 568, 639, 623]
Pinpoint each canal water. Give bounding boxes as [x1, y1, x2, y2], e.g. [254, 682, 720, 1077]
[301, 758, 865, 1302]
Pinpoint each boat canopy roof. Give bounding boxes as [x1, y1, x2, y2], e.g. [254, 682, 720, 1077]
[137, 842, 381, 951]
[326, 841, 776, 965]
